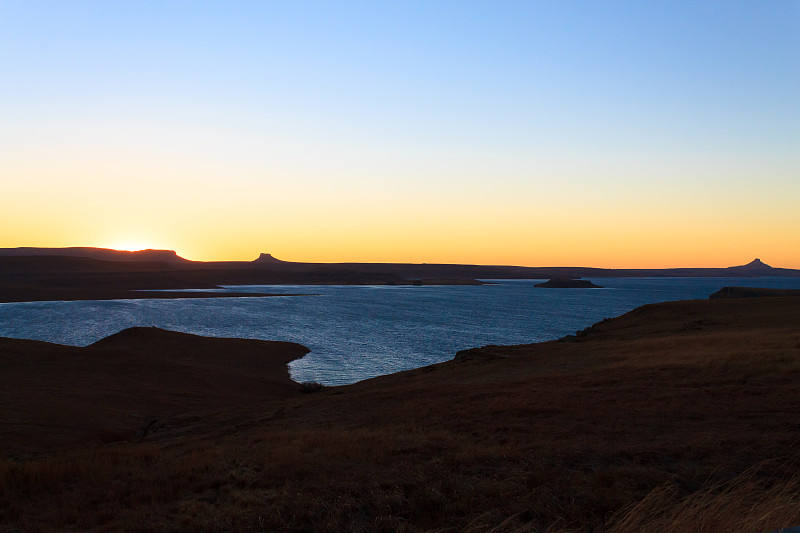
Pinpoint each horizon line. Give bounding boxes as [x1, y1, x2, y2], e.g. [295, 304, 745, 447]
[0, 246, 784, 271]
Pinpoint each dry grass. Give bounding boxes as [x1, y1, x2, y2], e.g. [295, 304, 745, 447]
[5, 425, 797, 532]
[2, 296, 800, 531]
[603, 464, 800, 533]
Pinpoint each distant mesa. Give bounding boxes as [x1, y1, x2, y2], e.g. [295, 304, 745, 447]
[253, 253, 284, 264]
[534, 277, 603, 289]
[0, 247, 187, 263]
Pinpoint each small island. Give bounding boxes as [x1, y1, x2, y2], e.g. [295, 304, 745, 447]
[534, 277, 603, 288]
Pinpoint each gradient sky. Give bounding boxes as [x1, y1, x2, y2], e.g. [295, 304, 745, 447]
[2, 1, 798, 267]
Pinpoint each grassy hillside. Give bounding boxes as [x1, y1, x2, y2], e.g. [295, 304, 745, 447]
[2, 296, 800, 531]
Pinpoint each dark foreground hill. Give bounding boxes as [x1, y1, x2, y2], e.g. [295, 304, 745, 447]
[2, 294, 800, 531]
[0, 328, 308, 455]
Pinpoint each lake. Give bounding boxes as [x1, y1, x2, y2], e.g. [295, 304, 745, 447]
[2, 277, 800, 385]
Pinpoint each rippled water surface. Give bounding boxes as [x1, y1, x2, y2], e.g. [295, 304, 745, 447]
[2, 277, 800, 385]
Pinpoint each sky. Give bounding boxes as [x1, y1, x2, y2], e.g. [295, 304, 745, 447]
[1, 1, 798, 267]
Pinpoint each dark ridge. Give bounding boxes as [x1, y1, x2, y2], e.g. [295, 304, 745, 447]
[1, 249, 799, 305]
[710, 286, 800, 299]
[0, 255, 178, 273]
[88, 326, 309, 362]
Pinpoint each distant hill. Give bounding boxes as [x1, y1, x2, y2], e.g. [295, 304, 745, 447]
[725, 258, 774, 274]
[3, 248, 797, 278]
[240, 255, 800, 279]
[1, 248, 799, 303]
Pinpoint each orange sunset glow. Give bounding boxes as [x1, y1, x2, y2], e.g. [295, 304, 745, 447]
[2, 2, 798, 269]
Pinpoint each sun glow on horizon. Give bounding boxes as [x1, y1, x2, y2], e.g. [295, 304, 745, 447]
[2, 3, 798, 269]
[107, 241, 156, 252]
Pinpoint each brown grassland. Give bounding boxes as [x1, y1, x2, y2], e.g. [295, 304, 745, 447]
[2, 295, 800, 532]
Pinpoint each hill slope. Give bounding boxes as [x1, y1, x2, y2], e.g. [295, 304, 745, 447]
[0, 329, 308, 455]
[2, 294, 800, 531]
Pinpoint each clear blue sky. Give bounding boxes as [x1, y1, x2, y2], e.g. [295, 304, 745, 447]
[2, 1, 798, 266]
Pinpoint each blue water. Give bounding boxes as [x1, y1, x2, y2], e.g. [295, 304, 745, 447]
[1, 277, 799, 385]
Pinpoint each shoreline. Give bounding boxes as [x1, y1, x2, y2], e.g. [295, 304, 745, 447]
[0, 281, 483, 304]
[0, 289, 312, 304]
